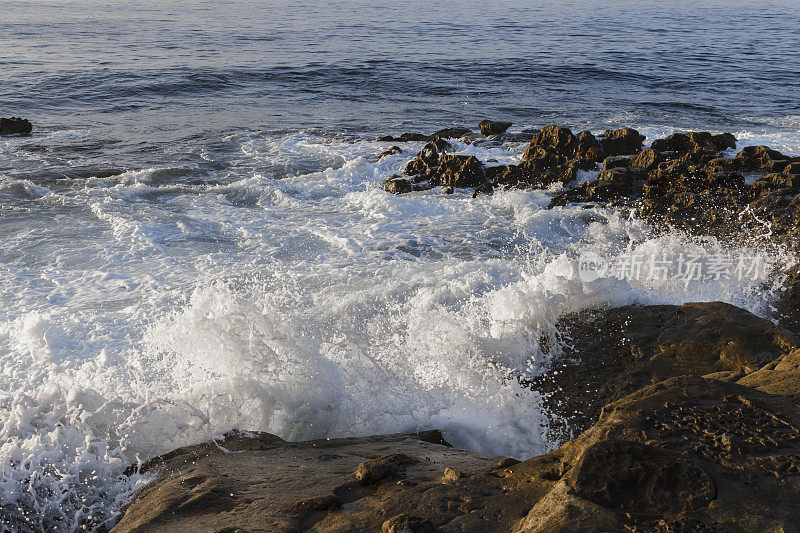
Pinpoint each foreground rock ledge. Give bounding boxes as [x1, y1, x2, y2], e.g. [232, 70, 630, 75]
[113, 302, 800, 532]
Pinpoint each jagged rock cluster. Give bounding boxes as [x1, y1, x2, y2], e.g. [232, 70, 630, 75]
[383, 122, 800, 252]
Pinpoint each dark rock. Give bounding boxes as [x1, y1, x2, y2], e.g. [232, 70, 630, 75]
[567, 440, 715, 518]
[575, 131, 604, 162]
[650, 131, 737, 154]
[598, 128, 645, 156]
[734, 145, 789, 171]
[776, 265, 800, 335]
[402, 138, 486, 189]
[519, 375, 800, 532]
[601, 156, 629, 171]
[549, 167, 644, 207]
[384, 176, 413, 194]
[478, 120, 512, 137]
[472, 181, 494, 198]
[376, 128, 470, 143]
[528, 302, 799, 440]
[377, 133, 430, 142]
[629, 148, 663, 171]
[525, 125, 578, 158]
[431, 127, 471, 139]
[377, 146, 403, 160]
[0, 117, 32, 135]
[784, 161, 800, 175]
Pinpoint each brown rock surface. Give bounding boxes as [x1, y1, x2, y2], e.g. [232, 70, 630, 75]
[529, 301, 799, 440]
[478, 120, 512, 137]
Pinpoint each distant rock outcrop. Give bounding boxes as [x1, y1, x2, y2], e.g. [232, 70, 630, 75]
[0, 117, 32, 135]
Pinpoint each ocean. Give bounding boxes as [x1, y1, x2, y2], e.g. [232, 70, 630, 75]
[1, 0, 800, 530]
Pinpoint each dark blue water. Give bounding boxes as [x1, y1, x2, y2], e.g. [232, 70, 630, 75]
[2, 0, 799, 153]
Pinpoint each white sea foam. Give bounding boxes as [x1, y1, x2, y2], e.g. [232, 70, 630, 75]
[0, 127, 798, 531]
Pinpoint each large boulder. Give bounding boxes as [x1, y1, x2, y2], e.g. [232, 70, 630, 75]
[650, 131, 736, 153]
[524, 125, 578, 159]
[0, 117, 32, 135]
[528, 302, 799, 439]
[598, 128, 645, 156]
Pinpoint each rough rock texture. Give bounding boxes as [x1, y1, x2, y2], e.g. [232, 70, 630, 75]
[517, 376, 800, 532]
[0, 117, 32, 135]
[114, 299, 800, 532]
[112, 431, 508, 532]
[478, 119, 512, 137]
[597, 128, 646, 156]
[528, 301, 799, 441]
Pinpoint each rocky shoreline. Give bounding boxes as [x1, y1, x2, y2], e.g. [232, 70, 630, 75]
[112, 301, 800, 532]
[106, 123, 800, 532]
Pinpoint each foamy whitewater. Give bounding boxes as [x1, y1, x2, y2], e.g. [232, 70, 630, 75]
[0, 124, 797, 530]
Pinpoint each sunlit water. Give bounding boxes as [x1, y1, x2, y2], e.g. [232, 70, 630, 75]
[1, 1, 800, 530]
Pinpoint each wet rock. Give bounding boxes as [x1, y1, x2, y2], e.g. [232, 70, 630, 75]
[629, 148, 663, 171]
[775, 265, 800, 335]
[601, 155, 630, 171]
[548, 166, 644, 207]
[377, 145, 403, 160]
[598, 128, 645, 156]
[0, 117, 32, 135]
[478, 119, 512, 136]
[384, 176, 413, 194]
[784, 161, 800, 175]
[377, 128, 470, 143]
[377, 133, 430, 142]
[575, 130, 604, 162]
[529, 301, 799, 439]
[650, 131, 736, 153]
[734, 145, 790, 172]
[111, 431, 502, 532]
[519, 375, 800, 532]
[431, 127, 471, 139]
[525, 125, 578, 158]
[567, 440, 715, 517]
[402, 138, 486, 188]
[472, 181, 494, 197]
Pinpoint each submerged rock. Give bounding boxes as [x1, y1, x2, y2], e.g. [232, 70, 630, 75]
[377, 127, 472, 143]
[0, 117, 32, 135]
